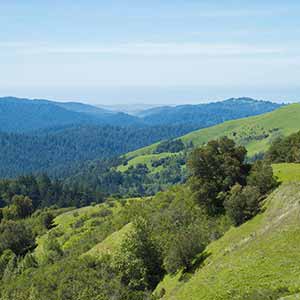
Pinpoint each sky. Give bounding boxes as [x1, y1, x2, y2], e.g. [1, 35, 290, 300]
[1, 0, 300, 105]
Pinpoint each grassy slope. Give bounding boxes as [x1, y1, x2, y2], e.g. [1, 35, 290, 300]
[35, 203, 122, 261]
[118, 152, 179, 173]
[120, 104, 300, 171]
[273, 163, 300, 183]
[34, 197, 145, 262]
[155, 182, 300, 300]
[84, 222, 132, 257]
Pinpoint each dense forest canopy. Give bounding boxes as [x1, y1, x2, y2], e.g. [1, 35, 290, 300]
[0, 124, 196, 178]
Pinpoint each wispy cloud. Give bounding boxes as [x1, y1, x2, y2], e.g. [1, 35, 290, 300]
[16, 42, 285, 57]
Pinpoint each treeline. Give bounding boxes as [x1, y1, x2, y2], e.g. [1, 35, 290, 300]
[0, 174, 104, 210]
[0, 124, 197, 178]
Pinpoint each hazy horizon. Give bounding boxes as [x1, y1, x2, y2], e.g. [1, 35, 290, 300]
[1, 1, 300, 105]
[0, 85, 298, 107]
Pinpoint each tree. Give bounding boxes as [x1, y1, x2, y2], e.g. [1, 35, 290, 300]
[40, 211, 55, 230]
[11, 195, 33, 219]
[0, 220, 35, 256]
[224, 184, 261, 226]
[247, 161, 278, 195]
[266, 131, 300, 163]
[163, 224, 208, 274]
[188, 137, 248, 215]
[113, 218, 164, 291]
[0, 249, 15, 279]
[42, 234, 64, 264]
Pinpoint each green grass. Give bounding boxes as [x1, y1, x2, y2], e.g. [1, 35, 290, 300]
[84, 222, 132, 257]
[273, 163, 300, 183]
[35, 197, 145, 262]
[117, 152, 179, 173]
[119, 104, 300, 172]
[34, 203, 120, 262]
[155, 183, 300, 300]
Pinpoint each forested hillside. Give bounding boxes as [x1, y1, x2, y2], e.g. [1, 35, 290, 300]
[139, 97, 282, 127]
[0, 124, 194, 178]
[156, 182, 300, 300]
[0, 97, 141, 132]
[2, 2, 299, 299]
[0, 97, 282, 178]
[0, 97, 280, 133]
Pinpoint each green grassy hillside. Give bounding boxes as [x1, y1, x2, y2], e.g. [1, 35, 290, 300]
[84, 222, 133, 257]
[273, 163, 300, 183]
[34, 197, 145, 263]
[155, 182, 300, 300]
[120, 104, 300, 172]
[34, 202, 123, 262]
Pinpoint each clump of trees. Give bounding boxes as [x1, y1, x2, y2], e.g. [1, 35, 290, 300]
[155, 139, 185, 154]
[188, 137, 278, 225]
[266, 131, 300, 163]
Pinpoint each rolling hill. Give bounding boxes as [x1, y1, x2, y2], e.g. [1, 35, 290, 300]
[0, 96, 284, 178]
[120, 103, 300, 173]
[0, 97, 281, 133]
[138, 97, 282, 126]
[0, 97, 140, 132]
[0, 124, 196, 178]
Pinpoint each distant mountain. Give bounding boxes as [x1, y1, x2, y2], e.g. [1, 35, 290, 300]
[0, 96, 285, 178]
[0, 97, 141, 132]
[0, 97, 282, 133]
[138, 98, 283, 127]
[97, 103, 163, 115]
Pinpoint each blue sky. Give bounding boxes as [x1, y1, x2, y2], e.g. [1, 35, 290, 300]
[1, 0, 300, 104]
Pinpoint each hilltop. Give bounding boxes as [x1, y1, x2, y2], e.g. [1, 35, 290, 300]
[0, 97, 141, 132]
[138, 97, 281, 127]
